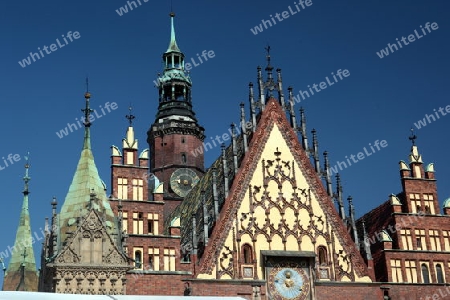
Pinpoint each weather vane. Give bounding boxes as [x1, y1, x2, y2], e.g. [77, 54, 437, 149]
[265, 44, 271, 66]
[126, 105, 135, 126]
[409, 128, 417, 146]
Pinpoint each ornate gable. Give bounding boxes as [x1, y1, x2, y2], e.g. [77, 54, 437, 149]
[55, 209, 128, 266]
[50, 209, 130, 294]
[196, 99, 371, 285]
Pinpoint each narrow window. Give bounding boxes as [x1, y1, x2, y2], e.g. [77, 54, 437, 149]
[243, 244, 252, 264]
[122, 212, 128, 233]
[390, 259, 403, 282]
[148, 248, 160, 271]
[135, 250, 142, 269]
[132, 178, 144, 201]
[436, 264, 444, 283]
[417, 238, 422, 249]
[147, 213, 159, 235]
[421, 264, 430, 283]
[148, 220, 153, 234]
[118, 177, 128, 200]
[181, 153, 187, 164]
[318, 246, 327, 266]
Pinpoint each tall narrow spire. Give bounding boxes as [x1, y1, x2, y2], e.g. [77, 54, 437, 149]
[154, 12, 200, 123]
[3, 154, 38, 291]
[58, 90, 116, 246]
[166, 12, 180, 53]
[335, 174, 346, 220]
[82, 87, 93, 150]
[348, 196, 359, 247]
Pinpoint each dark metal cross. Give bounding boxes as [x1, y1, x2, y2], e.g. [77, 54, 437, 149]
[409, 128, 417, 146]
[126, 106, 135, 126]
[21, 249, 27, 266]
[265, 45, 271, 65]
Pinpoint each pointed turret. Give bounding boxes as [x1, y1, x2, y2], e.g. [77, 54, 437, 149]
[58, 90, 116, 245]
[3, 155, 38, 291]
[348, 196, 359, 246]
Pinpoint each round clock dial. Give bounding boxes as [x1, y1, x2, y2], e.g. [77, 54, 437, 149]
[268, 267, 310, 300]
[170, 168, 200, 197]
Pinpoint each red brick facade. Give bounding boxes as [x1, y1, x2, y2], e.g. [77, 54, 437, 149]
[358, 145, 450, 299]
[102, 16, 450, 300]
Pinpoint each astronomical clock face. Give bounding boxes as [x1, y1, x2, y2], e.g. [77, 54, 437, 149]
[170, 168, 200, 197]
[268, 267, 310, 300]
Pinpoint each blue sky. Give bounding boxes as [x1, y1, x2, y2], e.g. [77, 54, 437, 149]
[0, 0, 449, 283]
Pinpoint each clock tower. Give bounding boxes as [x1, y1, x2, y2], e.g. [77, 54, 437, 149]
[147, 12, 205, 213]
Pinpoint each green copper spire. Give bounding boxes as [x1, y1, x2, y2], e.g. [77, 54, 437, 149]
[166, 12, 181, 53]
[58, 90, 116, 245]
[3, 154, 38, 291]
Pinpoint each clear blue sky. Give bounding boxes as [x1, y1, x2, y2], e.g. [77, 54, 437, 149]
[0, 0, 449, 283]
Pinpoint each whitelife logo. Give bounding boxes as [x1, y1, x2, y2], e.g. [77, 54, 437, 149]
[55, 102, 118, 139]
[153, 50, 215, 87]
[292, 69, 350, 104]
[328, 140, 388, 176]
[0, 153, 21, 172]
[115, 0, 149, 16]
[376, 22, 439, 59]
[250, 0, 313, 35]
[18, 31, 81, 68]
[413, 105, 450, 130]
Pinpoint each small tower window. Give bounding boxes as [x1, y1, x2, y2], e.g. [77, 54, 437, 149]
[242, 244, 252, 264]
[421, 264, 430, 283]
[181, 137, 185, 143]
[174, 55, 180, 68]
[181, 153, 187, 164]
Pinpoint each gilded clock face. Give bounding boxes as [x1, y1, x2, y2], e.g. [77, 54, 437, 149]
[268, 267, 310, 300]
[170, 168, 200, 197]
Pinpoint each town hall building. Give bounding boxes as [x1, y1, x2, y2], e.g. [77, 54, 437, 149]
[3, 11, 450, 300]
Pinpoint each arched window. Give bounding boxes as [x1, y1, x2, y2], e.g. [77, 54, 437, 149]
[421, 264, 430, 283]
[436, 264, 444, 283]
[135, 250, 142, 269]
[242, 244, 253, 264]
[318, 246, 327, 266]
[181, 153, 187, 164]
